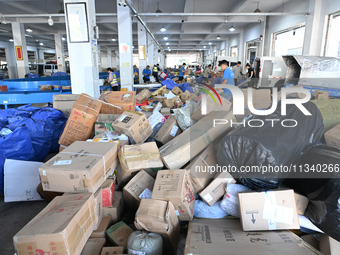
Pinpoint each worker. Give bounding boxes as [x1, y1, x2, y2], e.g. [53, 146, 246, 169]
[107, 67, 118, 91]
[246, 63, 256, 88]
[232, 61, 243, 85]
[203, 64, 212, 82]
[179, 63, 186, 81]
[152, 64, 160, 82]
[142, 65, 152, 83]
[218, 60, 235, 101]
[133, 65, 139, 75]
[174, 65, 177, 71]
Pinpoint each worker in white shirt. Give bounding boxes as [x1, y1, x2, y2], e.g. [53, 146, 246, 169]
[232, 61, 243, 85]
[203, 64, 213, 82]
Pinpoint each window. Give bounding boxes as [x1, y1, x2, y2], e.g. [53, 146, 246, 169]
[221, 49, 226, 56]
[230, 46, 238, 57]
[324, 12, 340, 57]
[272, 24, 305, 57]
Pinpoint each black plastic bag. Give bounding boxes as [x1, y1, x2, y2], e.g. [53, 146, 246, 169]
[217, 101, 324, 190]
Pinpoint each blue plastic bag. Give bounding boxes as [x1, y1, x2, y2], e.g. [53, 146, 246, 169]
[7, 118, 53, 162]
[161, 78, 178, 90]
[31, 107, 67, 121]
[45, 119, 67, 152]
[17, 104, 41, 114]
[28, 73, 39, 78]
[180, 83, 192, 93]
[0, 151, 5, 194]
[0, 109, 32, 124]
[194, 200, 228, 219]
[51, 72, 69, 76]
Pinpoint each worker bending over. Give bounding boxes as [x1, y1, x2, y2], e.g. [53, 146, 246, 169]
[232, 61, 243, 85]
[179, 63, 186, 81]
[203, 64, 212, 82]
[143, 65, 152, 83]
[152, 64, 161, 82]
[218, 60, 235, 101]
[107, 67, 118, 91]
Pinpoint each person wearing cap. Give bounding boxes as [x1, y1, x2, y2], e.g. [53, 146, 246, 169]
[179, 63, 186, 81]
[232, 61, 243, 85]
[107, 67, 118, 91]
[152, 64, 161, 82]
[142, 65, 152, 83]
[218, 60, 235, 101]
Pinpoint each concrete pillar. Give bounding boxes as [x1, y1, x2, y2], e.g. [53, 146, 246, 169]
[117, 0, 133, 91]
[38, 49, 44, 63]
[238, 28, 245, 63]
[64, 0, 100, 98]
[303, 0, 322, 55]
[154, 47, 159, 65]
[107, 49, 112, 68]
[11, 22, 29, 78]
[138, 22, 147, 84]
[147, 35, 154, 67]
[54, 34, 66, 72]
[98, 45, 102, 70]
[115, 50, 120, 70]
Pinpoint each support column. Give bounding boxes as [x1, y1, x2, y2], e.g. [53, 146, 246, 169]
[64, 0, 100, 97]
[303, 0, 322, 55]
[147, 35, 154, 67]
[98, 45, 102, 70]
[115, 50, 120, 70]
[11, 22, 29, 78]
[54, 34, 66, 72]
[238, 28, 245, 63]
[38, 49, 44, 63]
[138, 22, 147, 84]
[117, 1, 133, 91]
[107, 49, 112, 68]
[154, 47, 159, 65]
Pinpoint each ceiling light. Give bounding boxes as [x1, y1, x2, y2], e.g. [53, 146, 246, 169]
[168, 49, 171, 52]
[208, 41, 212, 45]
[62, 37, 66, 41]
[26, 27, 33, 33]
[36, 39, 39, 42]
[229, 23, 235, 32]
[166, 42, 169, 45]
[1, 17, 7, 25]
[160, 26, 166, 32]
[132, 46, 135, 48]
[254, 2, 261, 13]
[216, 35, 221, 40]
[224, 16, 228, 23]
[111, 37, 116, 41]
[258, 18, 261, 22]
[155, 2, 162, 13]
[167, 46, 170, 49]
[199, 49, 202, 51]
[9, 39, 14, 42]
[39, 42, 44, 46]
[25, 34, 33, 37]
[48, 16, 54, 26]
[203, 46, 206, 48]
[163, 36, 168, 40]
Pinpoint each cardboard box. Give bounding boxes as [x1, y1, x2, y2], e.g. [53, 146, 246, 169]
[101, 178, 115, 207]
[103, 191, 124, 223]
[99, 91, 136, 114]
[80, 238, 106, 255]
[123, 170, 155, 210]
[39, 84, 52, 90]
[152, 170, 195, 221]
[172, 86, 182, 95]
[301, 234, 319, 250]
[155, 115, 182, 145]
[91, 216, 112, 238]
[180, 92, 190, 103]
[324, 123, 340, 147]
[185, 143, 218, 193]
[39, 141, 118, 193]
[184, 218, 323, 255]
[59, 93, 102, 147]
[95, 121, 114, 136]
[93, 188, 103, 230]
[172, 77, 179, 82]
[13, 193, 97, 255]
[53, 94, 80, 117]
[112, 111, 152, 144]
[161, 108, 171, 115]
[92, 132, 129, 150]
[135, 199, 180, 255]
[106, 221, 134, 247]
[136, 89, 152, 104]
[238, 189, 300, 231]
[101, 246, 124, 255]
[313, 90, 329, 100]
[159, 111, 235, 170]
[97, 114, 120, 122]
[151, 85, 166, 96]
[295, 193, 309, 215]
[163, 99, 174, 108]
[191, 94, 232, 122]
[118, 142, 163, 185]
[153, 96, 165, 102]
[162, 89, 170, 95]
[242, 88, 271, 110]
[199, 171, 236, 206]
[320, 234, 340, 255]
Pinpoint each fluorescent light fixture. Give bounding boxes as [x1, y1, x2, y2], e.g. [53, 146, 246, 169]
[39, 42, 44, 46]
[166, 42, 169, 45]
[111, 37, 116, 41]
[163, 36, 168, 40]
[208, 41, 212, 45]
[62, 37, 66, 41]
[48, 16, 54, 26]
[160, 26, 166, 32]
[26, 27, 33, 33]
[9, 39, 14, 42]
[216, 35, 221, 40]
[229, 23, 235, 32]
[203, 46, 206, 48]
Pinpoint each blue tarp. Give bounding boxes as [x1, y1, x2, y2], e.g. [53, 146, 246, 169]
[161, 78, 178, 90]
[51, 72, 69, 76]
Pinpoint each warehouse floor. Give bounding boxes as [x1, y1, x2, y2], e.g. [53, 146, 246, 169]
[0, 196, 49, 255]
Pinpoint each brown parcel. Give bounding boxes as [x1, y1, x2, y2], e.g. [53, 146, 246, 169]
[238, 189, 300, 231]
[112, 111, 152, 144]
[136, 89, 152, 104]
[80, 238, 106, 255]
[159, 111, 235, 170]
[185, 218, 322, 255]
[90, 216, 112, 238]
[172, 86, 182, 95]
[135, 199, 180, 255]
[313, 90, 329, 100]
[39, 141, 118, 193]
[161, 108, 171, 115]
[242, 88, 271, 110]
[106, 221, 134, 247]
[118, 141, 163, 185]
[153, 96, 165, 102]
[324, 123, 340, 147]
[186, 143, 218, 193]
[155, 115, 182, 145]
[191, 94, 232, 121]
[319, 234, 340, 255]
[59, 93, 102, 147]
[180, 92, 190, 103]
[103, 191, 124, 224]
[163, 99, 174, 108]
[13, 193, 97, 255]
[53, 94, 80, 117]
[295, 192, 309, 215]
[199, 171, 236, 206]
[152, 170, 195, 221]
[101, 246, 125, 255]
[123, 170, 155, 210]
[99, 91, 136, 114]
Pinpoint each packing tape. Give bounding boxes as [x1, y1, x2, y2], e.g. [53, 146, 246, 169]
[82, 93, 122, 111]
[264, 191, 277, 230]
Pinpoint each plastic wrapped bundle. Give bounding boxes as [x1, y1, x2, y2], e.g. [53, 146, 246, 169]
[173, 101, 197, 131]
[220, 183, 251, 218]
[217, 101, 324, 190]
[128, 231, 163, 255]
[194, 200, 228, 219]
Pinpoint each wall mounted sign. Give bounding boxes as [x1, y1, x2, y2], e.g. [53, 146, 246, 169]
[65, 2, 89, 43]
[15, 46, 23, 60]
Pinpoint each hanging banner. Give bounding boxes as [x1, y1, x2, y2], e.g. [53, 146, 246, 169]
[15, 46, 23, 60]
